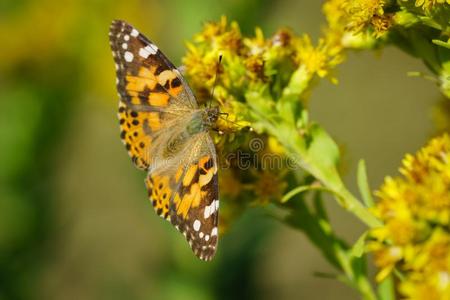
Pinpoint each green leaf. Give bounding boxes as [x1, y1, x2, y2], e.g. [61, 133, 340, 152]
[409, 29, 442, 74]
[281, 185, 311, 203]
[313, 272, 349, 284]
[437, 40, 450, 78]
[281, 184, 342, 203]
[296, 109, 309, 130]
[357, 160, 374, 207]
[418, 16, 442, 31]
[393, 268, 406, 282]
[282, 65, 311, 98]
[432, 39, 450, 50]
[245, 85, 276, 118]
[377, 275, 395, 300]
[276, 93, 300, 126]
[351, 231, 368, 258]
[306, 124, 341, 185]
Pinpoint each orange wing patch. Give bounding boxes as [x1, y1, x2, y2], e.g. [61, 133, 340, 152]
[145, 156, 218, 221]
[146, 174, 171, 219]
[125, 67, 158, 93]
[176, 183, 202, 218]
[149, 93, 169, 107]
[198, 156, 217, 187]
[157, 70, 183, 98]
[173, 156, 218, 219]
[118, 102, 155, 169]
[125, 67, 177, 108]
[183, 164, 198, 187]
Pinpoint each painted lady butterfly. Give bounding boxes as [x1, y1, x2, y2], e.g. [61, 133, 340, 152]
[109, 20, 219, 261]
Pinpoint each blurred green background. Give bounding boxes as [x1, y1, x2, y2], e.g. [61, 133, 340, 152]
[0, 0, 439, 299]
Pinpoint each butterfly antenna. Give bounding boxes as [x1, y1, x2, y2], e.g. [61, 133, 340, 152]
[209, 54, 223, 108]
[218, 114, 252, 132]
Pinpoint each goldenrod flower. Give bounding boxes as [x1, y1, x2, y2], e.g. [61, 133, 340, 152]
[268, 136, 285, 155]
[183, 16, 345, 143]
[400, 228, 450, 299]
[370, 14, 393, 38]
[294, 34, 344, 82]
[323, 0, 390, 41]
[252, 169, 288, 205]
[323, 0, 347, 31]
[343, 0, 385, 33]
[369, 134, 450, 298]
[414, 0, 450, 10]
[219, 168, 246, 199]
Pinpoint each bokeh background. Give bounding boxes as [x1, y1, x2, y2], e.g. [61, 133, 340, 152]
[0, 0, 439, 299]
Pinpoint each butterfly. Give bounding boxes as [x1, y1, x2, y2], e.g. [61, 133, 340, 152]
[109, 20, 219, 261]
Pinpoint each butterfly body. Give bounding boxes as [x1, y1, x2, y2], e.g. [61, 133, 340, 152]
[109, 20, 219, 261]
[188, 107, 220, 133]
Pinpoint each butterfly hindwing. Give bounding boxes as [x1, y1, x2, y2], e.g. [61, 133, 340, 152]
[145, 134, 219, 261]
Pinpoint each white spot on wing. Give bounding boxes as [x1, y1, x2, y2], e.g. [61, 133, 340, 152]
[204, 205, 211, 219]
[124, 34, 130, 41]
[124, 51, 133, 62]
[131, 29, 139, 37]
[205, 235, 210, 241]
[122, 43, 127, 49]
[193, 220, 201, 231]
[138, 45, 157, 59]
[204, 200, 219, 219]
[211, 227, 218, 236]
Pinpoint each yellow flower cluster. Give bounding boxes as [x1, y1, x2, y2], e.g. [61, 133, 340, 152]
[369, 134, 450, 299]
[323, 0, 392, 41]
[294, 34, 344, 83]
[414, 0, 450, 10]
[183, 16, 344, 126]
[343, 0, 386, 33]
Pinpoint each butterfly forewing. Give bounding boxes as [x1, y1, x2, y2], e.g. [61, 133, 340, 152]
[109, 20, 219, 261]
[109, 20, 197, 109]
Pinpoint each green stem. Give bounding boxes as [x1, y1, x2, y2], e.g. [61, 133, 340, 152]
[281, 184, 341, 203]
[333, 186, 382, 229]
[267, 120, 382, 228]
[314, 201, 378, 300]
[250, 100, 381, 298]
[282, 183, 382, 228]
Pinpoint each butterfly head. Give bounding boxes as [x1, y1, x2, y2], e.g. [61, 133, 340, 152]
[203, 106, 220, 128]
